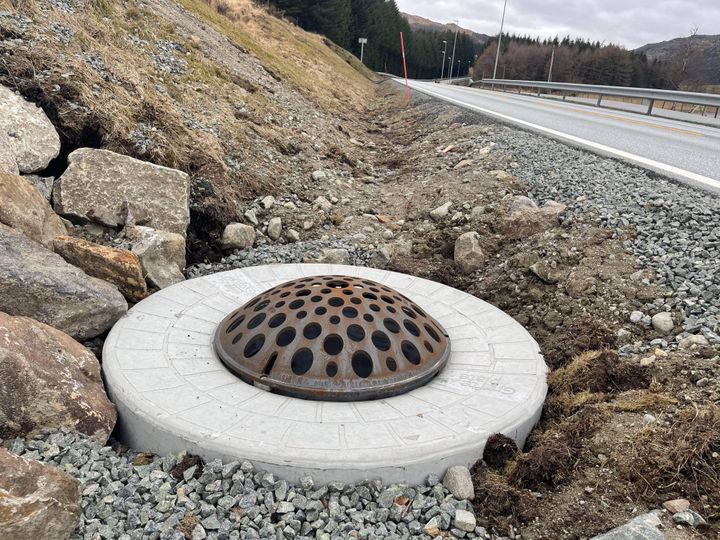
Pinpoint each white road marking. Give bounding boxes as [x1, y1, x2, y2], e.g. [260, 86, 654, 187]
[403, 80, 720, 194]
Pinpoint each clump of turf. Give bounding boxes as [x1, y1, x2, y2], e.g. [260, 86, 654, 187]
[483, 433, 519, 470]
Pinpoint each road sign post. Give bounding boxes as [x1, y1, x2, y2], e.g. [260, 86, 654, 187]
[358, 37, 367, 64]
[400, 32, 409, 101]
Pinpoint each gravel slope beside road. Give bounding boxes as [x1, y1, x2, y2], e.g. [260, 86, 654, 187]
[403, 79, 720, 192]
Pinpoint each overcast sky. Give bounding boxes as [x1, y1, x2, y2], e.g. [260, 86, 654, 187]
[396, 0, 720, 49]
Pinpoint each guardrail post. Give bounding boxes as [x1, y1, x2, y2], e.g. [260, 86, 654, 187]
[646, 98, 655, 116]
[537, 87, 541, 97]
[596, 94, 603, 107]
[562, 92, 567, 101]
[716, 106, 719, 119]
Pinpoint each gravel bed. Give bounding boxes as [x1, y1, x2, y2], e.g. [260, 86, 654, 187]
[187, 239, 379, 279]
[488, 126, 720, 344]
[5, 430, 492, 540]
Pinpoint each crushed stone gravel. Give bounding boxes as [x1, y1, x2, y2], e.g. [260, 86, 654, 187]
[5, 429, 493, 540]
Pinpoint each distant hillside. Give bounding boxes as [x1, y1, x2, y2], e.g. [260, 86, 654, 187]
[636, 34, 720, 85]
[402, 12, 489, 47]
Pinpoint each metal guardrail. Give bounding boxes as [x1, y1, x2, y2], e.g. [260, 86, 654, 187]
[472, 79, 720, 117]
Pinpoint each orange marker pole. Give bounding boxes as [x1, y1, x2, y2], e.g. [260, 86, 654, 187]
[400, 31, 410, 101]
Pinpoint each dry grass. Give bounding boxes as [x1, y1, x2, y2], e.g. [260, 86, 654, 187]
[617, 405, 720, 504]
[541, 318, 617, 369]
[548, 350, 648, 395]
[608, 389, 678, 412]
[544, 350, 649, 418]
[0, 0, 375, 252]
[175, 0, 374, 110]
[508, 406, 610, 489]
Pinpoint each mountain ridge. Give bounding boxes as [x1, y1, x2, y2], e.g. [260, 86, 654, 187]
[636, 34, 720, 85]
[402, 12, 489, 46]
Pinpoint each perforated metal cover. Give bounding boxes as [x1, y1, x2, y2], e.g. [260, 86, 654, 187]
[214, 275, 451, 401]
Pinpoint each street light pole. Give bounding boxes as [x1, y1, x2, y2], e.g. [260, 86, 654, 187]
[440, 40, 448, 80]
[449, 21, 459, 80]
[492, 0, 508, 82]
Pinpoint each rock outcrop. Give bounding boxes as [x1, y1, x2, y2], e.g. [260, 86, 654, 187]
[0, 224, 127, 339]
[53, 236, 148, 302]
[0, 172, 66, 248]
[0, 312, 117, 442]
[0, 85, 61, 173]
[125, 225, 186, 289]
[54, 148, 190, 235]
[0, 448, 81, 539]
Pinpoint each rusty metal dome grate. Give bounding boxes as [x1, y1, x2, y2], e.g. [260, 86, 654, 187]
[214, 275, 451, 401]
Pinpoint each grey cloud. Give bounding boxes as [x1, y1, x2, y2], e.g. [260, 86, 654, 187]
[397, 0, 720, 48]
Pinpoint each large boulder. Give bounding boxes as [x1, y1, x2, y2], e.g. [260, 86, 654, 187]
[0, 85, 61, 173]
[124, 225, 186, 289]
[496, 196, 566, 239]
[0, 130, 19, 175]
[0, 224, 127, 339]
[53, 236, 148, 303]
[0, 312, 116, 442]
[0, 448, 81, 539]
[54, 148, 190, 235]
[0, 172, 66, 248]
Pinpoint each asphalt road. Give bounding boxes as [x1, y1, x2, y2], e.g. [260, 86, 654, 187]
[399, 79, 720, 194]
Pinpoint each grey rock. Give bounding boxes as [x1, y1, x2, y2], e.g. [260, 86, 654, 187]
[0, 172, 66, 248]
[309, 248, 350, 265]
[267, 217, 282, 241]
[23, 174, 54, 201]
[429, 202, 452, 221]
[591, 511, 665, 539]
[54, 148, 190, 235]
[260, 195, 276, 209]
[244, 208, 259, 226]
[651, 312, 674, 335]
[221, 223, 256, 250]
[313, 196, 332, 212]
[672, 510, 706, 528]
[454, 231, 485, 274]
[0, 224, 127, 339]
[311, 170, 327, 181]
[124, 225, 186, 289]
[678, 334, 709, 348]
[287, 229, 300, 243]
[0, 85, 60, 173]
[442, 466, 474, 500]
[496, 198, 566, 239]
[0, 130, 18, 175]
[629, 311, 644, 324]
[454, 509, 476, 532]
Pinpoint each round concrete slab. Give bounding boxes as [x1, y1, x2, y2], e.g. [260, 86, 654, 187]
[103, 264, 547, 485]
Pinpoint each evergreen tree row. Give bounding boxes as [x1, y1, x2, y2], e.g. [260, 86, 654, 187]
[266, 2, 678, 88]
[265, 0, 481, 79]
[474, 34, 672, 88]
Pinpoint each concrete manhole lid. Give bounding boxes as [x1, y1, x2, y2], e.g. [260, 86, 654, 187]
[103, 264, 547, 484]
[214, 275, 451, 401]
